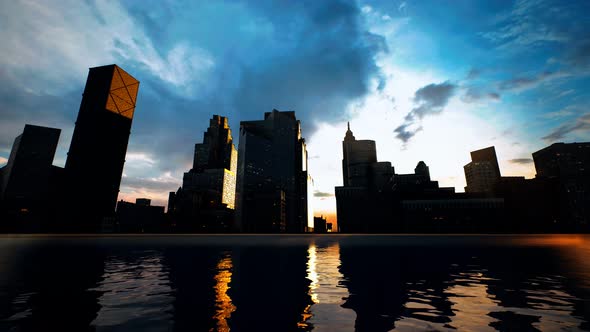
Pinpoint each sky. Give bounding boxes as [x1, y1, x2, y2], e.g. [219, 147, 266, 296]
[1, 0, 589, 222]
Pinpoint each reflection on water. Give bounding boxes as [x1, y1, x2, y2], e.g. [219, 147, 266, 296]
[301, 242, 356, 331]
[212, 253, 235, 332]
[91, 252, 174, 331]
[0, 235, 589, 331]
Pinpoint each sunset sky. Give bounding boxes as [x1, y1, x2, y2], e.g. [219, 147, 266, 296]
[1, 0, 589, 221]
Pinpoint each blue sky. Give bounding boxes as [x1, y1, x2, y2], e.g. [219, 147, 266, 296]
[1, 0, 589, 219]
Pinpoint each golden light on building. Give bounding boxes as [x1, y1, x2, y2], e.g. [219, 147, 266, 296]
[212, 254, 236, 332]
[105, 65, 139, 119]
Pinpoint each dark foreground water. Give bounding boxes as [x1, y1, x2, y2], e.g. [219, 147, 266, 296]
[0, 235, 589, 331]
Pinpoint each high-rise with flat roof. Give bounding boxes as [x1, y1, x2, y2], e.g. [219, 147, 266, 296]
[235, 109, 310, 233]
[464, 146, 501, 193]
[1, 125, 61, 202]
[65, 64, 140, 228]
[533, 142, 590, 227]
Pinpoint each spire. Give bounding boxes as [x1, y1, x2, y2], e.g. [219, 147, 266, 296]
[344, 121, 355, 141]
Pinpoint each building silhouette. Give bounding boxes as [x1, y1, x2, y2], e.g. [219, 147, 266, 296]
[336, 123, 394, 232]
[64, 64, 139, 230]
[336, 125, 504, 233]
[0, 124, 62, 231]
[533, 142, 590, 228]
[464, 146, 501, 193]
[116, 198, 165, 233]
[168, 115, 237, 232]
[235, 109, 311, 233]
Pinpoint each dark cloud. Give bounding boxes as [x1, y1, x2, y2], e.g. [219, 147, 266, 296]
[124, 0, 387, 173]
[508, 158, 533, 164]
[462, 87, 501, 103]
[394, 123, 422, 143]
[394, 81, 456, 143]
[0, 0, 387, 179]
[313, 191, 334, 198]
[542, 112, 590, 142]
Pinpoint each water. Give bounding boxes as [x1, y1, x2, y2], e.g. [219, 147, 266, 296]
[0, 235, 589, 331]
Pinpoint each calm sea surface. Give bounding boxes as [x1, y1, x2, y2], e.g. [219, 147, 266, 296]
[0, 235, 589, 331]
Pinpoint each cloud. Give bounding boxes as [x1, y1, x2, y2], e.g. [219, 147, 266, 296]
[481, 0, 583, 50]
[462, 87, 501, 103]
[498, 70, 570, 92]
[121, 175, 181, 192]
[394, 123, 422, 143]
[540, 106, 577, 119]
[542, 112, 590, 142]
[394, 81, 457, 143]
[0, 0, 388, 203]
[313, 190, 335, 198]
[508, 158, 533, 164]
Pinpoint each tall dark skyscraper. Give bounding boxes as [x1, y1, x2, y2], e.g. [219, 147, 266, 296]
[533, 142, 590, 227]
[464, 146, 501, 193]
[65, 64, 140, 227]
[235, 110, 311, 233]
[0, 125, 62, 231]
[336, 123, 394, 232]
[342, 122, 379, 188]
[168, 115, 238, 231]
[1, 125, 61, 202]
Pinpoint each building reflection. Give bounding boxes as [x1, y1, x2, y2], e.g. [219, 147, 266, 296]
[337, 237, 590, 331]
[162, 246, 221, 332]
[91, 251, 174, 330]
[212, 253, 236, 332]
[300, 242, 356, 331]
[0, 239, 105, 331]
[229, 243, 312, 331]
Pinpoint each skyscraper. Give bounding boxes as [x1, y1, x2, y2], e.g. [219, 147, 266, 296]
[235, 109, 310, 233]
[0, 125, 62, 230]
[533, 142, 590, 227]
[168, 115, 238, 231]
[1, 125, 61, 202]
[336, 123, 395, 232]
[65, 64, 140, 228]
[464, 146, 501, 193]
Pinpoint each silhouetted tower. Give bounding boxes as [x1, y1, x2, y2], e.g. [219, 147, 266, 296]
[414, 161, 430, 181]
[235, 109, 309, 232]
[464, 146, 501, 193]
[342, 122, 378, 187]
[65, 64, 140, 227]
[1, 124, 61, 205]
[533, 142, 590, 226]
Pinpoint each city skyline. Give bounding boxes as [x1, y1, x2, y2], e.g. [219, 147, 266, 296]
[2, 0, 590, 223]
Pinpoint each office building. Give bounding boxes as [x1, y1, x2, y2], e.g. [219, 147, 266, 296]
[65, 64, 140, 229]
[464, 146, 501, 193]
[235, 109, 310, 233]
[168, 115, 237, 232]
[533, 142, 590, 227]
[0, 125, 61, 230]
[336, 123, 396, 232]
